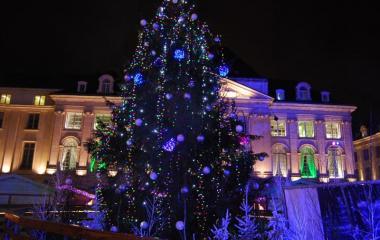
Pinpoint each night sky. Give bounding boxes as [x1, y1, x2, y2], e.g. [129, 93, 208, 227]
[2, 0, 380, 136]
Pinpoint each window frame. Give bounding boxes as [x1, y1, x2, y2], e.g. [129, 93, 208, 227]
[325, 121, 342, 139]
[0, 94, 11, 104]
[65, 112, 83, 130]
[20, 142, 36, 170]
[26, 113, 40, 130]
[298, 120, 315, 138]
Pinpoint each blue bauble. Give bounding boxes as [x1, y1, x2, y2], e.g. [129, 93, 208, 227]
[154, 57, 163, 67]
[174, 49, 185, 60]
[134, 73, 144, 85]
[218, 65, 230, 77]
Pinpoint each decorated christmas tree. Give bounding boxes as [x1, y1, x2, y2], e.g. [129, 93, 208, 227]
[89, 0, 264, 238]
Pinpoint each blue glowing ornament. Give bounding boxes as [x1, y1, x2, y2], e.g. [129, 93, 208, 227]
[134, 73, 144, 85]
[153, 23, 160, 30]
[196, 135, 205, 142]
[188, 81, 195, 88]
[176, 221, 185, 231]
[165, 93, 173, 100]
[184, 93, 191, 100]
[181, 186, 189, 194]
[174, 49, 185, 60]
[151, 50, 156, 56]
[191, 13, 198, 21]
[224, 169, 231, 176]
[208, 53, 215, 60]
[124, 74, 131, 81]
[140, 221, 149, 229]
[110, 226, 118, 232]
[236, 125, 243, 133]
[140, 19, 147, 27]
[126, 139, 133, 146]
[218, 65, 230, 77]
[135, 118, 143, 127]
[203, 166, 211, 175]
[163, 138, 176, 152]
[214, 37, 221, 42]
[177, 134, 185, 142]
[150, 172, 158, 181]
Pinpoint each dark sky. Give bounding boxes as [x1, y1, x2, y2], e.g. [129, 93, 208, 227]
[1, 0, 380, 136]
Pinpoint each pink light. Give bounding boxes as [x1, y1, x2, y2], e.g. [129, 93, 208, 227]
[58, 185, 95, 199]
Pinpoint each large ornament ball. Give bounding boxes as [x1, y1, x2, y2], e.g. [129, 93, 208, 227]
[153, 23, 160, 30]
[65, 178, 72, 185]
[135, 118, 143, 127]
[196, 135, 205, 142]
[191, 13, 198, 21]
[124, 74, 131, 81]
[127, 139, 132, 146]
[178, 16, 185, 23]
[188, 81, 195, 88]
[236, 125, 244, 133]
[110, 226, 118, 232]
[214, 37, 221, 42]
[181, 186, 189, 194]
[203, 166, 211, 175]
[140, 221, 149, 229]
[252, 182, 260, 190]
[175, 221, 185, 231]
[151, 50, 156, 56]
[184, 93, 191, 99]
[172, 0, 178, 3]
[259, 155, 265, 161]
[177, 134, 185, 142]
[150, 172, 158, 181]
[224, 169, 231, 176]
[208, 53, 215, 60]
[165, 93, 173, 100]
[140, 19, 147, 27]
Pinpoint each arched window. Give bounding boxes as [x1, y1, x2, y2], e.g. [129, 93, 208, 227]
[296, 82, 312, 101]
[328, 147, 344, 178]
[61, 137, 79, 170]
[272, 144, 287, 177]
[102, 79, 111, 94]
[300, 146, 317, 178]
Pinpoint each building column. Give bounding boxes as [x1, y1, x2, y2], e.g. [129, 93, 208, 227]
[77, 111, 95, 175]
[288, 119, 299, 180]
[342, 121, 356, 180]
[315, 120, 327, 178]
[47, 111, 65, 174]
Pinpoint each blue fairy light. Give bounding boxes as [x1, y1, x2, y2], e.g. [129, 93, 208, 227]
[174, 49, 185, 60]
[134, 73, 144, 85]
[163, 138, 176, 152]
[218, 65, 229, 77]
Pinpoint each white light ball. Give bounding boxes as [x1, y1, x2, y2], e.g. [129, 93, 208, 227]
[203, 166, 211, 175]
[135, 118, 143, 126]
[140, 19, 147, 26]
[184, 93, 191, 99]
[140, 221, 149, 229]
[191, 13, 198, 21]
[178, 16, 184, 23]
[150, 172, 158, 181]
[175, 221, 185, 231]
[144, 42, 149, 47]
[235, 125, 244, 133]
[177, 134, 185, 142]
[151, 50, 156, 56]
[196, 135, 205, 142]
[126, 139, 132, 146]
[110, 226, 118, 232]
[165, 93, 173, 100]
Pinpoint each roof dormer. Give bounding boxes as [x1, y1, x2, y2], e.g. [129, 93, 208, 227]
[97, 74, 114, 94]
[276, 89, 285, 101]
[296, 82, 311, 101]
[77, 81, 87, 93]
[321, 91, 330, 103]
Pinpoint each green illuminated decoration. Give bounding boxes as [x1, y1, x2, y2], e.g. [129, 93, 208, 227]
[300, 146, 317, 178]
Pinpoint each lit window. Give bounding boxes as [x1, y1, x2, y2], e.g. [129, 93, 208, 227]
[0, 94, 11, 104]
[20, 142, 35, 170]
[271, 119, 287, 137]
[325, 122, 341, 139]
[65, 112, 83, 130]
[61, 137, 78, 170]
[34, 96, 46, 106]
[94, 114, 112, 129]
[26, 113, 40, 129]
[276, 89, 285, 101]
[272, 144, 287, 177]
[328, 147, 344, 178]
[0, 112, 3, 128]
[300, 146, 317, 178]
[298, 121, 314, 138]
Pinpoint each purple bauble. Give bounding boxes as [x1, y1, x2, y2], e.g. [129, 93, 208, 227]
[196, 135, 205, 142]
[177, 134, 185, 142]
[135, 118, 143, 126]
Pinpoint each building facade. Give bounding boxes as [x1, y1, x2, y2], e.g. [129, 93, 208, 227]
[354, 131, 380, 180]
[0, 75, 357, 183]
